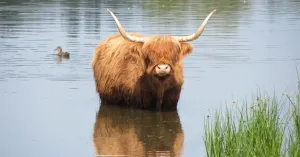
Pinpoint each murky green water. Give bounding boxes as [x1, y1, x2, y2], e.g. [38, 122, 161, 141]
[1, 0, 300, 156]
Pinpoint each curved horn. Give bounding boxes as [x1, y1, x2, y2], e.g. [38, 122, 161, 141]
[107, 9, 145, 43]
[174, 9, 216, 42]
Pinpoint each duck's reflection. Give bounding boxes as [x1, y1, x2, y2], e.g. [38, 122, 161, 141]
[56, 55, 70, 64]
[93, 104, 184, 157]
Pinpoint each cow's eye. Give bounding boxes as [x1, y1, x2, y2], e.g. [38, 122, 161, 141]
[145, 57, 150, 65]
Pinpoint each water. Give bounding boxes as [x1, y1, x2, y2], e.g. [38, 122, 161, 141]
[0, 0, 299, 156]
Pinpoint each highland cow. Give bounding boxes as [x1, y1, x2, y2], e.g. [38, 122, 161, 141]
[92, 9, 216, 111]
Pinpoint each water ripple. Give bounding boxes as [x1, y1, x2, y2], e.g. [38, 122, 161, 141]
[0, 0, 300, 157]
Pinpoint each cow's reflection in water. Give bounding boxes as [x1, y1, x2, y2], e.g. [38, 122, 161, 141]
[93, 103, 184, 157]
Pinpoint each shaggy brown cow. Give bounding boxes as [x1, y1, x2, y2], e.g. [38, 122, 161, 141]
[92, 9, 216, 111]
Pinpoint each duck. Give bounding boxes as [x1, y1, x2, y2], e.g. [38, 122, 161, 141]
[54, 46, 70, 57]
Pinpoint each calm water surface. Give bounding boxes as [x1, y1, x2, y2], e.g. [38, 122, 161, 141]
[1, 0, 300, 156]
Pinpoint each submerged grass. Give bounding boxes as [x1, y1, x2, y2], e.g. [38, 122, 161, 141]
[204, 75, 300, 157]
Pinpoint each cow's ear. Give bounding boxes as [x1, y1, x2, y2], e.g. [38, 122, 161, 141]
[180, 43, 193, 57]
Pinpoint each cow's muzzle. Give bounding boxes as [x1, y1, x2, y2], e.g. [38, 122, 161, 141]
[154, 64, 171, 77]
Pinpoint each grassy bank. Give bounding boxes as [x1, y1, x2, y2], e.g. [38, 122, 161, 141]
[204, 79, 300, 157]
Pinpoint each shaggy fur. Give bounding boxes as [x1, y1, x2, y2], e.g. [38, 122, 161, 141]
[92, 33, 193, 111]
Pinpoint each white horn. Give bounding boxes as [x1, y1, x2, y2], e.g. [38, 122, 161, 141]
[107, 9, 145, 43]
[174, 9, 216, 42]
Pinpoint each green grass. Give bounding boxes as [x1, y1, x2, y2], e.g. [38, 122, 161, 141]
[204, 77, 300, 157]
[288, 88, 300, 157]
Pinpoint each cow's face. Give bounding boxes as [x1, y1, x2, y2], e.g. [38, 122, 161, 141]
[105, 8, 215, 79]
[142, 36, 193, 79]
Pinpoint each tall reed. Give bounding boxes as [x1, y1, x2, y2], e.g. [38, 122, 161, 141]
[204, 95, 286, 157]
[204, 73, 300, 157]
[287, 82, 300, 156]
